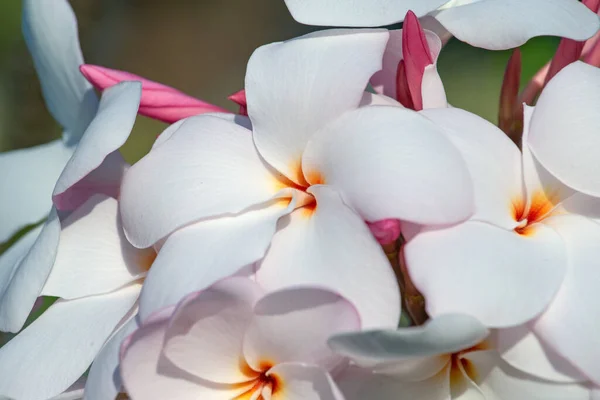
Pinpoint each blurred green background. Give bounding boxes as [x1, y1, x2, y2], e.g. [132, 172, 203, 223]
[0, 0, 558, 164]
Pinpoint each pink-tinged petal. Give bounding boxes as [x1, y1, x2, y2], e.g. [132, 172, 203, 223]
[370, 29, 442, 103]
[532, 215, 600, 385]
[358, 92, 402, 108]
[246, 29, 389, 184]
[432, 0, 600, 50]
[330, 314, 487, 378]
[404, 221, 567, 327]
[0, 284, 139, 400]
[0, 208, 61, 333]
[337, 364, 451, 400]
[121, 308, 249, 400]
[162, 278, 264, 384]
[464, 350, 592, 400]
[544, 39, 585, 86]
[527, 62, 600, 197]
[366, 219, 401, 245]
[0, 140, 73, 243]
[268, 363, 345, 400]
[494, 324, 586, 383]
[53, 81, 141, 211]
[42, 196, 149, 300]
[243, 287, 360, 371]
[228, 89, 248, 116]
[420, 107, 522, 229]
[120, 114, 283, 248]
[420, 64, 447, 110]
[303, 106, 473, 225]
[80, 64, 228, 123]
[283, 0, 448, 27]
[22, 0, 98, 140]
[138, 196, 296, 320]
[85, 316, 138, 400]
[402, 11, 434, 111]
[256, 186, 400, 330]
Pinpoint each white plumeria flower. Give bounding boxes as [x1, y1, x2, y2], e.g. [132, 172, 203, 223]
[284, 0, 600, 50]
[0, 81, 143, 400]
[330, 314, 596, 399]
[0, 0, 137, 333]
[404, 62, 600, 383]
[119, 29, 474, 331]
[121, 278, 359, 399]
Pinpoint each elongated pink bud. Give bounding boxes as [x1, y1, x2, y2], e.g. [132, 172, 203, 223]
[395, 60, 414, 109]
[367, 219, 401, 246]
[583, 0, 600, 13]
[499, 49, 522, 140]
[80, 64, 229, 123]
[544, 39, 585, 85]
[228, 90, 248, 116]
[401, 11, 434, 111]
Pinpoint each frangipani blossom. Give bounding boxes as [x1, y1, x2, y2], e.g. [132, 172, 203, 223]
[121, 278, 361, 399]
[120, 29, 474, 331]
[404, 62, 600, 383]
[284, 0, 600, 50]
[330, 314, 595, 399]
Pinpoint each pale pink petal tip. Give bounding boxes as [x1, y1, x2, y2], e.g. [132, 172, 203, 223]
[228, 89, 248, 116]
[401, 11, 434, 111]
[367, 219, 402, 245]
[80, 64, 229, 123]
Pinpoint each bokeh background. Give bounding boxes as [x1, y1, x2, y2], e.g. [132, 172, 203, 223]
[0, 0, 559, 343]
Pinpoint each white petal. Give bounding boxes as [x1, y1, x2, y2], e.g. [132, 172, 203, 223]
[256, 185, 400, 330]
[433, 0, 600, 50]
[247, 29, 388, 184]
[0, 285, 139, 400]
[464, 350, 592, 400]
[121, 308, 249, 400]
[528, 62, 600, 197]
[329, 314, 487, 382]
[0, 140, 72, 243]
[420, 107, 523, 229]
[243, 287, 360, 371]
[371, 29, 443, 100]
[42, 195, 149, 299]
[336, 365, 451, 400]
[268, 363, 344, 400]
[533, 215, 600, 385]
[84, 316, 138, 400]
[22, 0, 98, 140]
[283, 0, 448, 27]
[162, 278, 264, 384]
[494, 324, 586, 383]
[421, 63, 448, 109]
[52, 82, 141, 211]
[404, 221, 567, 327]
[0, 208, 61, 333]
[120, 114, 282, 248]
[49, 377, 86, 400]
[303, 106, 473, 225]
[138, 196, 295, 320]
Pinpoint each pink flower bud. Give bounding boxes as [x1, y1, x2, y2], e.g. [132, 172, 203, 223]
[228, 89, 248, 116]
[367, 219, 401, 245]
[401, 11, 434, 111]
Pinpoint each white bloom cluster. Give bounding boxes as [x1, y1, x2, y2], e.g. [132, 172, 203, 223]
[1, 0, 600, 399]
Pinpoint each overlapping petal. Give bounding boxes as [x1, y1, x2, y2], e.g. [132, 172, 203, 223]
[162, 278, 263, 384]
[22, 0, 98, 140]
[52, 82, 141, 210]
[282, 0, 448, 27]
[42, 196, 149, 300]
[256, 186, 400, 330]
[246, 29, 389, 184]
[0, 285, 139, 400]
[243, 287, 360, 371]
[0, 141, 73, 243]
[268, 363, 345, 400]
[420, 107, 522, 229]
[0, 209, 61, 333]
[120, 114, 282, 248]
[527, 62, 600, 197]
[432, 0, 600, 50]
[533, 215, 600, 384]
[303, 106, 473, 225]
[138, 196, 296, 320]
[404, 221, 567, 327]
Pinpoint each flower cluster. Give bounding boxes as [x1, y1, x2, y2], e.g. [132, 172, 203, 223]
[1, 0, 600, 399]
